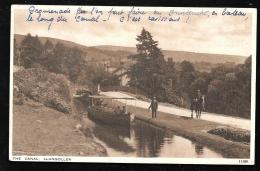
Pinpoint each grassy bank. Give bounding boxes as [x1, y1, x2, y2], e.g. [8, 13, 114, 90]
[12, 99, 107, 156]
[12, 68, 108, 157]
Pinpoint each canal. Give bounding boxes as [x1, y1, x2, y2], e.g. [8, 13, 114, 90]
[74, 99, 223, 158]
[85, 118, 222, 158]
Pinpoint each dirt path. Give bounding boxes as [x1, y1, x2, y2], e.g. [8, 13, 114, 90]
[101, 91, 250, 130]
[12, 101, 107, 156]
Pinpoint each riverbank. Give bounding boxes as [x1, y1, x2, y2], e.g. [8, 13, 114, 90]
[109, 100, 250, 158]
[12, 100, 107, 156]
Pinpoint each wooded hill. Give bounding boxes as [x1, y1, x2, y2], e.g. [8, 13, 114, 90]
[13, 32, 251, 118]
[15, 34, 246, 67]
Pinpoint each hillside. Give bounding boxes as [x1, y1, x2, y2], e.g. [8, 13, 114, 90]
[14, 34, 246, 65]
[14, 34, 133, 63]
[93, 45, 246, 64]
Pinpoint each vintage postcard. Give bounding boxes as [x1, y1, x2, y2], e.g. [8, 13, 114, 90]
[9, 5, 256, 164]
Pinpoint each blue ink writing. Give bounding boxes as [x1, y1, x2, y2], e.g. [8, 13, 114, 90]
[28, 5, 71, 15]
[222, 8, 246, 16]
[36, 13, 54, 30]
[57, 15, 67, 22]
[103, 8, 124, 21]
[75, 7, 100, 22]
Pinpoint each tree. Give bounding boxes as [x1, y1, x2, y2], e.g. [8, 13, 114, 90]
[20, 34, 43, 68]
[44, 39, 54, 50]
[206, 79, 225, 113]
[179, 60, 195, 94]
[49, 43, 88, 83]
[66, 47, 87, 82]
[165, 58, 177, 89]
[180, 60, 195, 73]
[13, 38, 19, 65]
[189, 78, 207, 98]
[49, 42, 67, 74]
[234, 56, 251, 117]
[204, 56, 251, 118]
[90, 66, 120, 87]
[128, 28, 167, 99]
[41, 39, 54, 68]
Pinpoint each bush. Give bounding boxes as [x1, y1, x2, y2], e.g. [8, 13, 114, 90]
[14, 68, 72, 113]
[208, 126, 250, 143]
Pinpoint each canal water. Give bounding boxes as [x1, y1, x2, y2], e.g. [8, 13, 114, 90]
[74, 99, 222, 158]
[88, 119, 222, 158]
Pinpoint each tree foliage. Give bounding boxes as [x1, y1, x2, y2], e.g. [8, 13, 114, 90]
[20, 34, 43, 68]
[128, 28, 167, 99]
[127, 29, 252, 118]
[205, 57, 251, 117]
[15, 34, 120, 88]
[13, 38, 19, 65]
[15, 32, 252, 118]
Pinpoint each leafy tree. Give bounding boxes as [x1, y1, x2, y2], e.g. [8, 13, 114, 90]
[13, 38, 19, 65]
[128, 28, 167, 99]
[178, 60, 195, 95]
[165, 58, 177, 89]
[66, 47, 87, 82]
[49, 42, 67, 74]
[41, 39, 54, 68]
[20, 34, 43, 68]
[44, 39, 54, 50]
[189, 78, 207, 98]
[49, 43, 88, 82]
[205, 56, 251, 118]
[180, 60, 195, 73]
[90, 66, 120, 87]
[234, 56, 251, 117]
[206, 79, 225, 113]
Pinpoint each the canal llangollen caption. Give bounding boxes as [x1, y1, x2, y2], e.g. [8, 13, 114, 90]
[10, 5, 256, 164]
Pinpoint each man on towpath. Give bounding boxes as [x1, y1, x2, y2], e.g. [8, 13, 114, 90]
[148, 96, 158, 118]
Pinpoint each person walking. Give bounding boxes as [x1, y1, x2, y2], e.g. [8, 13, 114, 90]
[190, 98, 197, 118]
[196, 90, 203, 118]
[148, 96, 158, 118]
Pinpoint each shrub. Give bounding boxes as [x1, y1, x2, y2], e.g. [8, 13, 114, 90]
[14, 68, 72, 114]
[208, 126, 250, 143]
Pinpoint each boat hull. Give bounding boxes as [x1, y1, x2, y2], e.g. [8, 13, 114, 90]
[87, 107, 134, 127]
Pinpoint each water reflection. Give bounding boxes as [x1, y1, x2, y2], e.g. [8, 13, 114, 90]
[76, 99, 222, 158]
[190, 141, 207, 156]
[93, 123, 134, 153]
[133, 120, 174, 157]
[89, 119, 223, 158]
[194, 144, 204, 156]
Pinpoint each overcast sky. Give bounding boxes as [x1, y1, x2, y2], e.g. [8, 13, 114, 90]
[13, 6, 254, 56]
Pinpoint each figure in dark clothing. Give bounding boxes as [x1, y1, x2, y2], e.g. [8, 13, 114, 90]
[122, 106, 127, 114]
[196, 90, 203, 119]
[148, 96, 158, 118]
[190, 89, 205, 119]
[190, 98, 197, 118]
[115, 106, 121, 115]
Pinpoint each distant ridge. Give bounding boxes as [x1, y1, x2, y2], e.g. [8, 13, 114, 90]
[14, 34, 246, 64]
[92, 45, 246, 64]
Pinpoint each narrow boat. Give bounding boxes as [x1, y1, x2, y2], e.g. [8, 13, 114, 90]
[86, 95, 136, 127]
[73, 88, 136, 126]
[87, 106, 133, 127]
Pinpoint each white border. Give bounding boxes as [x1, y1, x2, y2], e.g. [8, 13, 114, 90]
[9, 5, 256, 165]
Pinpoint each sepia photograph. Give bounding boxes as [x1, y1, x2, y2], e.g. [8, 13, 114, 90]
[9, 5, 256, 164]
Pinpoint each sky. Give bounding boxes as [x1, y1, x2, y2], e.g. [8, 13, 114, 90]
[13, 6, 255, 56]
